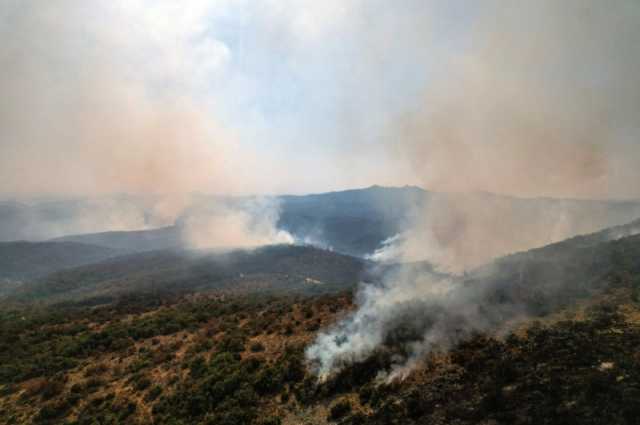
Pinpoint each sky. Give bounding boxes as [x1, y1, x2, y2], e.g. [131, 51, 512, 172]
[1, 0, 639, 199]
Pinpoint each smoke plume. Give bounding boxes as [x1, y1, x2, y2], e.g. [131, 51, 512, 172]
[181, 197, 294, 250]
[308, 0, 640, 378]
[0, 1, 239, 198]
[0, 1, 293, 245]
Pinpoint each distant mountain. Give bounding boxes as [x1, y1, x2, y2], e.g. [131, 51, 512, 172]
[277, 185, 425, 255]
[8, 245, 368, 304]
[0, 241, 121, 282]
[2, 186, 640, 260]
[9, 215, 640, 309]
[46, 186, 426, 257]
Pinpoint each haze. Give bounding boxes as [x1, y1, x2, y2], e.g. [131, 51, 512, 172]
[4, 0, 640, 399]
[2, 0, 639, 201]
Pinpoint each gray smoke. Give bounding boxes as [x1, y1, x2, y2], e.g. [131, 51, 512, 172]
[307, 0, 640, 379]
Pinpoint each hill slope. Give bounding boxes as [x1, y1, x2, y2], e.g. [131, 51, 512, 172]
[464, 218, 640, 316]
[8, 245, 368, 304]
[0, 241, 121, 282]
[1, 227, 640, 424]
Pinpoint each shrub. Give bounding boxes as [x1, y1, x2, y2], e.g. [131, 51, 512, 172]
[258, 416, 282, 425]
[145, 385, 163, 401]
[133, 374, 152, 391]
[84, 363, 108, 377]
[302, 307, 314, 319]
[218, 332, 246, 354]
[36, 399, 71, 421]
[41, 378, 66, 400]
[84, 377, 104, 393]
[329, 399, 352, 421]
[254, 366, 282, 395]
[250, 342, 265, 352]
[306, 321, 320, 332]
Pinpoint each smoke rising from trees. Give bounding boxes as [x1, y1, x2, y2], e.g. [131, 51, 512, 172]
[308, 0, 640, 378]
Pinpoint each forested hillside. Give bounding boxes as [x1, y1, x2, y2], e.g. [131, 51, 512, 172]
[0, 241, 121, 282]
[6, 245, 367, 305]
[1, 223, 640, 424]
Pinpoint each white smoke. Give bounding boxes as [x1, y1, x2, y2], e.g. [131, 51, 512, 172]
[364, 234, 404, 263]
[306, 268, 456, 380]
[181, 197, 294, 250]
